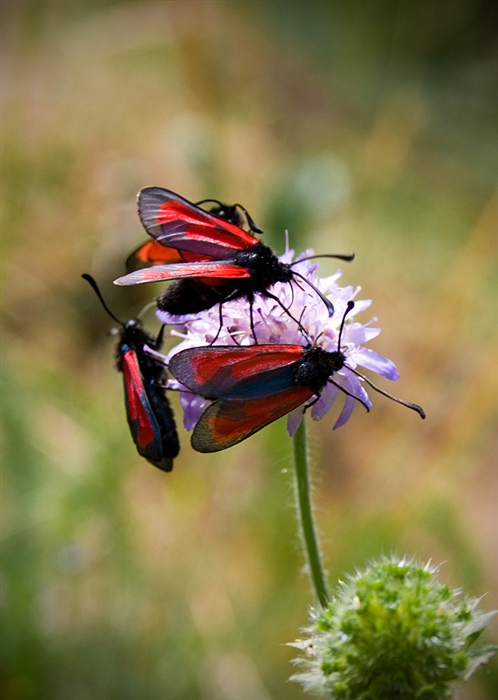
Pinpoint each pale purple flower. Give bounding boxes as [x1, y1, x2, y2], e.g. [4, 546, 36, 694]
[157, 248, 404, 436]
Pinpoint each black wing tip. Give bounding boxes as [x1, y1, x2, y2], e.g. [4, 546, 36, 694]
[137, 186, 172, 218]
[137, 186, 156, 207]
[149, 456, 174, 472]
[191, 432, 227, 453]
[138, 185, 168, 196]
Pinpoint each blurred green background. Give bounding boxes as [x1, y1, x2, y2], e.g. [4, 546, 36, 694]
[1, 1, 497, 698]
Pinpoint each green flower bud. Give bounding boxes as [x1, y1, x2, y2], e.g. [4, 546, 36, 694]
[290, 556, 496, 699]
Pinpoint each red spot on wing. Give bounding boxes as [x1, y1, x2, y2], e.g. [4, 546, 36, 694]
[169, 345, 305, 395]
[126, 240, 212, 271]
[122, 350, 158, 450]
[126, 241, 186, 269]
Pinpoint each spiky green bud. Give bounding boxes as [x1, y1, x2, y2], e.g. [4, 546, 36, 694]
[290, 557, 496, 699]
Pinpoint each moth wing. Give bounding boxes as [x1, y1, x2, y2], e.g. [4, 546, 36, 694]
[122, 349, 164, 466]
[169, 345, 305, 398]
[138, 187, 257, 256]
[114, 261, 251, 286]
[126, 240, 187, 271]
[191, 386, 313, 452]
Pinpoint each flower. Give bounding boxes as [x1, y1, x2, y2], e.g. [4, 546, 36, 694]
[159, 248, 404, 435]
[289, 556, 497, 699]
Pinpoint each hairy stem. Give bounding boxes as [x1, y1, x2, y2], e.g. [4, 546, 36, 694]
[292, 419, 329, 607]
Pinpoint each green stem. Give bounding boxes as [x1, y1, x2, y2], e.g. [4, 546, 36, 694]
[292, 418, 330, 607]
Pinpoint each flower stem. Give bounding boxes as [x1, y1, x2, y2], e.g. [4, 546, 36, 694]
[292, 419, 329, 607]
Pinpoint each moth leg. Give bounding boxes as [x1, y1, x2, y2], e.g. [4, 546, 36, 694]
[265, 290, 310, 343]
[249, 301, 258, 345]
[303, 393, 321, 412]
[209, 303, 225, 346]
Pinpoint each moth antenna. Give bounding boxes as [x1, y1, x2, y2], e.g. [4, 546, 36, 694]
[233, 203, 263, 234]
[337, 301, 355, 350]
[291, 269, 335, 317]
[327, 377, 371, 413]
[290, 252, 355, 265]
[196, 197, 224, 208]
[82, 274, 124, 326]
[348, 367, 426, 419]
[196, 198, 263, 234]
[333, 300, 424, 418]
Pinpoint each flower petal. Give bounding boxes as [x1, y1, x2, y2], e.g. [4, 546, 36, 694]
[180, 392, 208, 431]
[354, 347, 399, 380]
[311, 383, 338, 421]
[333, 394, 356, 429]
[287, 405, 305, 436]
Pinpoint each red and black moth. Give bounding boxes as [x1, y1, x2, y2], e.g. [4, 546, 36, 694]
[168, 303, 425, 454]
[169, 344, 343, 452]
[82, 274, 179, 471]
[114, 187, 354, 336]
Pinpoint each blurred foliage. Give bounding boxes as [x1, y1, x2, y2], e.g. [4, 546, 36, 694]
[1, 1, 496, 698]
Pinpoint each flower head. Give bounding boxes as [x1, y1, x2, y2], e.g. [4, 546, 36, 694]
[160, 249, 411, 435]
[289, 556, 497, 699]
